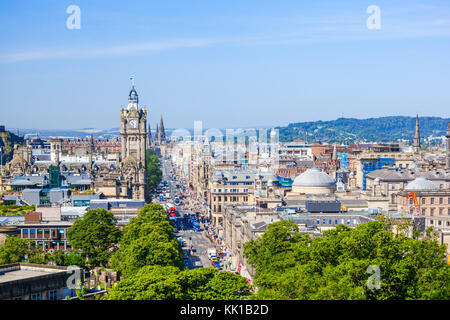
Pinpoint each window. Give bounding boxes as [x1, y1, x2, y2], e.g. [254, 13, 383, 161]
[31, 293, 42, 300]
[224, 196, 227, 202]
[317, 219, 320, 225]
[23, 229, 28, 235]
[48, 290, 58, 300]
[422, 198, 426, 205]
[430, 208, 435, 216]
[439, 198, 443, 205]
[431, 198, 435, 205]
[322, 219, 326, 225]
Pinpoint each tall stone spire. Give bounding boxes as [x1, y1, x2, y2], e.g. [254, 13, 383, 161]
[446, 121, 450, 169]
[159, 115, 166, 142]
[413, 114, 421, 155]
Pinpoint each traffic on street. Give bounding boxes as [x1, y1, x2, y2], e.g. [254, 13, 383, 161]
[152, 157, 226, 270]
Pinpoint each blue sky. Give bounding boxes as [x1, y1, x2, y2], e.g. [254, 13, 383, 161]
[1, 0, 450, 130]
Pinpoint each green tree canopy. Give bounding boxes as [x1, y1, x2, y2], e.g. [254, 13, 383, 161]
[111, 204, 184, 277]
[67, 208, 121, 268]
[146, 148, 162, 198]
[243, 219, 450, 300]
[0, 236, 51, 265]
[104, 265, 251, 300]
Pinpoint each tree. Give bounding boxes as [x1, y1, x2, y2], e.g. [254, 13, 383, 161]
[104, 265, 251, 300]
[67, 209, 121, 268]
[0, 236, 53, 264]
[0, 236, 33, 264]
[49, 249, 86, 268]
[243, 219, 450, 300]
[111, 204, 184, 277]
[146, 149, 162, 196]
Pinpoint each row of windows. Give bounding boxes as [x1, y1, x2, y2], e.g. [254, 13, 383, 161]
[421, 208, 450, 216]
[429, 220, 450, 227]
[14, 290, 59, 301]
[419, 197, 450, 205]
[214, 188, 250, 193]
[216, 182, 253, 186]
[316, 218, 357, 225]
[22, 229, 65, 235]
[213, 196, 249, 202]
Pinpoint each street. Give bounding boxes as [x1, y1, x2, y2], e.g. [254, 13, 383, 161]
[156, 157, 219, 270]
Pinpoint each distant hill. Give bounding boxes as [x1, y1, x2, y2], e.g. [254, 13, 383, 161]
[276, 116, 450, 144]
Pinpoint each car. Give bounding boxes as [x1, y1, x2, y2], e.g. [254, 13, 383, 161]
[213, 261, 221, 269]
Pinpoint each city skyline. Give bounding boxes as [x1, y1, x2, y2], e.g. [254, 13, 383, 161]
[1, 1, 450, 129]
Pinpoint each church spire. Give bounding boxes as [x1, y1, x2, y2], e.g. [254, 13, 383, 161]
[159, 115, 166, 142]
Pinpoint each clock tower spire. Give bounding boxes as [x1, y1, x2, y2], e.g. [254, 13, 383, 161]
[120, 78, 148, 200]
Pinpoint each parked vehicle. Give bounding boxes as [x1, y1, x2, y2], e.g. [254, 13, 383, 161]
[207, 248, 217, 259]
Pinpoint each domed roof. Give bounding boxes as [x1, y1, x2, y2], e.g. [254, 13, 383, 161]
[128, 86, 138, 104]
[405, 177, 438, 191]
[292, 168, 335, 187]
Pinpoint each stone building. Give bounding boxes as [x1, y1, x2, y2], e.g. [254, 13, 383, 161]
[0, 263, 83, 300]
[119, 82, 148, 201]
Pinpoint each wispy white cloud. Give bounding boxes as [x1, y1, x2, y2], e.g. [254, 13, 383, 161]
[0, 38, 219, 62]
[2, 11, 450, 63]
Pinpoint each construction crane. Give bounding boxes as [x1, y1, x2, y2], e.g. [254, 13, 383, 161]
[406, 192, 420, 215]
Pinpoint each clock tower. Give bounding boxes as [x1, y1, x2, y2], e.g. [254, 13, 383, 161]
[119, 79, 148, 200]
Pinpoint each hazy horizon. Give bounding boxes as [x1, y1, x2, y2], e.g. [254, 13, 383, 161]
[1, 1, 450, 130]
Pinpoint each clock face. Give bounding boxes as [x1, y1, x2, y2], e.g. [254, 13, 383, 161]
[129, 119, 138, 128]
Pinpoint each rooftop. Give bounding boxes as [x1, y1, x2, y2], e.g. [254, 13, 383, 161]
[0, 263, 68, 284]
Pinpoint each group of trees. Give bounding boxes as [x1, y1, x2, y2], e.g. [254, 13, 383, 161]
[243, 218, 450, 300]
[110, 203, 184, 277]
[0, 236, 85, 267]
[3, 203, 448, 300]
[146, 148, 162, 197]
[106, 203, 251, 300]
[277, 116, 450, 144]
